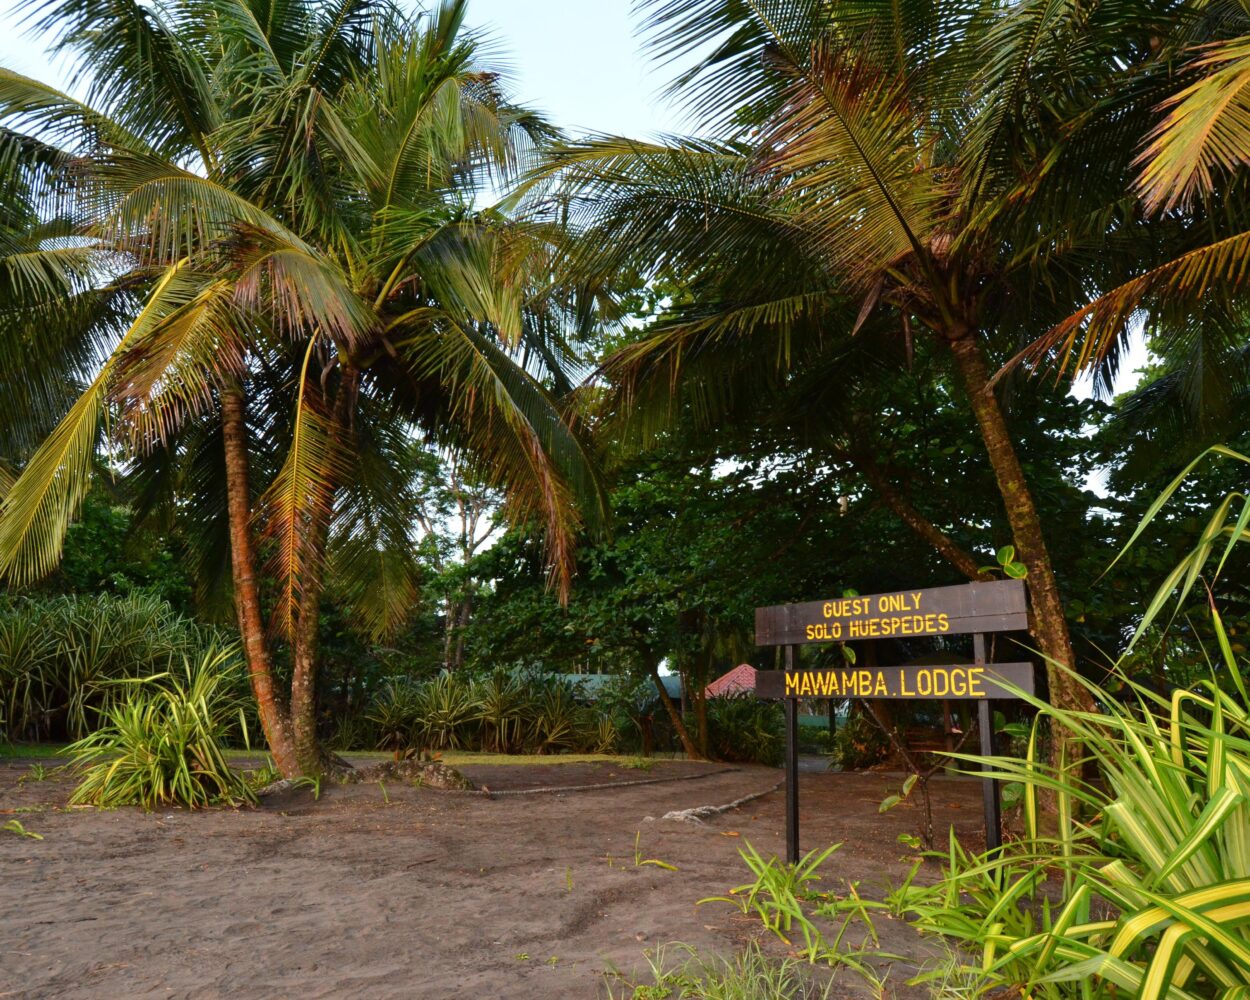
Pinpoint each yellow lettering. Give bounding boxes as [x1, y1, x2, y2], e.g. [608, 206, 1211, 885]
[917, 669, 933, 696]
[949, 669, 968, 697]
[805, 624, 816, 641]
[911, 591, 922, 609]
[937, 613, 950, 632]
[932, 669, 950, 698]
[874, 672, 888, 696]
[968, 667, 986, 697]
[900, 670, 915, 697]
[842, 670, 858, 695]
[822, 601, 834, 619]
[785, 673, 800, 695]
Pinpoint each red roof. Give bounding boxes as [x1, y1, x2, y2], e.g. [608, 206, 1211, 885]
[704, 663, 757, 698]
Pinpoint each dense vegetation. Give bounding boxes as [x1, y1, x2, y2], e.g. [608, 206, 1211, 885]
[3, 0, 1250, 993]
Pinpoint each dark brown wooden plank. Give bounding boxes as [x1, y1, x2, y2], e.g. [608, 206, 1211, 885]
[753, 662, 1034, 700]
[755, 579, 1027, 645]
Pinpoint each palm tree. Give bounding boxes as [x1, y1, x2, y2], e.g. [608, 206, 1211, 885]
[529, 0, 1211, 719]
[1020, 3, 1250, 412]
[0, 0, 606, 775]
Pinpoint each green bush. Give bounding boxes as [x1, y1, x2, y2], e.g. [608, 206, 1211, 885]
[703, 695, 785, 767]
[0, 594, 226, 742]
[893, 635, 1250, 998]
[829, 712, 889, 770]
[65, 646, 256, 809]
[364, 669, 617, 755]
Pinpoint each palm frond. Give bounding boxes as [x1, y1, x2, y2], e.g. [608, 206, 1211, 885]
[1137, 35, 1250, 212]
[390, 313, 605, 599]
[0, 264, 198, 584]
[25, 0, 220, 162]
[256, 340, 353, 636]
[1010, 227, 1250, 380]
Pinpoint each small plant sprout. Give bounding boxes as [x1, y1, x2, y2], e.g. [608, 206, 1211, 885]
[2, 819, 44, 840]
[290, 775, 323, 800]
[633, 831, 679, 871]
[514, 953, 530, 962]
[378, 781, 390, 804]
[565, 866, 573, 891]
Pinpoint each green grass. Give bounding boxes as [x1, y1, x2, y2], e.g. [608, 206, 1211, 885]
[0, 742, 70, 760]
[222, 749, 697, 767]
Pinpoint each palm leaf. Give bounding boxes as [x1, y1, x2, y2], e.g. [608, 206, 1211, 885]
[1137, 35, 1250, 213]
[256, 339, 353, 636]
[0, 264, 198, 584]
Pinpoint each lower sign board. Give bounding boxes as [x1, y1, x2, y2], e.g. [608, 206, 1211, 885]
[754, 662, 1034, 701]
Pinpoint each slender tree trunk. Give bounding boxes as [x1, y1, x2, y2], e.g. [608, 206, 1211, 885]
[289, 509, 330, 775]
[221, 385, 299, 777]
[947, 335, 1096, 720]
[648, 662, 703, 760]
[289, 368, 359, 776]
[859, 460, 990, 582]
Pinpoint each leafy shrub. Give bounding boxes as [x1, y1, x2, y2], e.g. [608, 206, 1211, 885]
[475, 669, 529, 753]
[829, 711, 889, 770]
[365, 669, 619, 755]
[0, 594, 225, 742]
[368, 679, 425, 749]
[412, 672, 481, 749]
[529, 678, 582, 753]
[702, 695, 785, 767]
[887, 616, 1250, 998]
[66, 646, 256, 809]
[606, 943, 839, 999]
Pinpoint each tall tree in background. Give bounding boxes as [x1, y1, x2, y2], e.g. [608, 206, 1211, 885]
[531, 0, 1226, 719]
[0, 0, 605, 775]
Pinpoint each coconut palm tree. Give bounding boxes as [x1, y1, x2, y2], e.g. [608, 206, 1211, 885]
[528, 0, 1217, 719]
[1021, 2, 1250, 409]
[0, 0, 606, 775]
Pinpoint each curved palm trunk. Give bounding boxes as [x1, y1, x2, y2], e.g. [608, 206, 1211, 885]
[289, 368, 359, 776]
[858, 458, 990, 581]
[947, 335, 1096, 719]
[648, 662, 703, 760]
[221, 385, 299, 777]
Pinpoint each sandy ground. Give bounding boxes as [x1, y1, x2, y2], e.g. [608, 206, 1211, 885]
[0, 758, 988, 999]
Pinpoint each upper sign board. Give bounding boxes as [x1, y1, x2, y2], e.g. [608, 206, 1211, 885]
[754, 579, 1027, 647]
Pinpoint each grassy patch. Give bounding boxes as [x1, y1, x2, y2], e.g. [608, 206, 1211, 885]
[0, 743, 70, 760]
[439, 751, 693, 767]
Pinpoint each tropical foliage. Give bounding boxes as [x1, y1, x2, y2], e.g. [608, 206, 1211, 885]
[66, 647, 255, 809]
[0, 593, 228, 742]
[0, 0, 606, 775]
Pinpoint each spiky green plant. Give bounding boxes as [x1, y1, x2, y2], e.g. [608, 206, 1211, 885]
[0, 594, 225, 741]
[66, 646, 255, 809]
[896, 624, 1250, 998]
[473, 669, 529, 753]
[411, 672, 481, 751]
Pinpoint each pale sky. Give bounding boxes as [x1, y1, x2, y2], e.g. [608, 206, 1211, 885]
[0, 0, 686, 138]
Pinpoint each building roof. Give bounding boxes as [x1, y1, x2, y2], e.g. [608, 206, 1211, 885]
[704, 663, 757, 698]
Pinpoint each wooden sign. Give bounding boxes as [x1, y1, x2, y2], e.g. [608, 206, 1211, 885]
[754, 662, 1034, 701]
[754, 579, 1026, 647]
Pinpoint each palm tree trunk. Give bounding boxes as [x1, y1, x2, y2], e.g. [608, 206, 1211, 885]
[221, 385, 299, 777]
[289, 368, 359, 776]
[858, 459, 990, 581]
[289, 509, 330, 775]
[648, 662, 703, 759]
[947, 335, 1095, 719]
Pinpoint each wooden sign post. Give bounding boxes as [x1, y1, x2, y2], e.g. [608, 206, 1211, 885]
[753, 579, 1033, 861]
